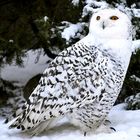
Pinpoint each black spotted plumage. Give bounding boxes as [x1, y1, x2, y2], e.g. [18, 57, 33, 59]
[6, 41, 125, 134]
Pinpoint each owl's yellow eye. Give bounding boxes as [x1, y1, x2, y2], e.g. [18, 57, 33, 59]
[110, 16, 119, 20]
[96, 16, 101, 20]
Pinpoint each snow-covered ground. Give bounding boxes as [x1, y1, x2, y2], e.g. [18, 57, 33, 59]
[0, 104, 140, 140]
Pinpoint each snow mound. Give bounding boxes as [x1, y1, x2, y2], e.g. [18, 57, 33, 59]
[0, 104, 140, 140]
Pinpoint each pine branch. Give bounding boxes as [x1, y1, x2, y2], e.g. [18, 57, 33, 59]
[29, 17, 57, 59]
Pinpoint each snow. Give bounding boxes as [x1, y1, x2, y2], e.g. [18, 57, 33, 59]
[71, 0, 79, 6]
[82, 0, 140, 19]
[8, 39, 14, 43]
[0, 104, 140, 140]
[82, 0, 108, 17]
[132, 8, 140, 18]
[61, 23, 83, 42]
[132, 40, 140, 53]
[1, 49, 50, 86]
[44, 16, 48, 22]
[131, 75, 140, 83]
[125, 92, 140, 110]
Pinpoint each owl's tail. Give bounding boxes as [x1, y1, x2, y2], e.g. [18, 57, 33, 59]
[4, 102, 58, 135]
[4, 106, 24, 124]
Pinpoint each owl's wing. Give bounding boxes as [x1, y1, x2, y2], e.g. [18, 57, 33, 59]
[8, 42, 109, 131]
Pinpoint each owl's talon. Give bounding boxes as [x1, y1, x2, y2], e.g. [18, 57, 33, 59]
[110, 127, 116, 132]
[84, 132, 87, 136]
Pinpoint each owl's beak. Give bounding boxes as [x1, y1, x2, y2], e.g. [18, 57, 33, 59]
[102, 22, 106, 29]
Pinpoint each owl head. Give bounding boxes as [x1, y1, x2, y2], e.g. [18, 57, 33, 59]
[89, 9, 132, 40]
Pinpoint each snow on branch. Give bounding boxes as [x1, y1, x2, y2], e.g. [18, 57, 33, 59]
[82, 0, 108, 17]
[61, 22, 85, 44]
[130, 75, 140, 83]
[71, 0, 79, 6]
[132, 40, 140, 53]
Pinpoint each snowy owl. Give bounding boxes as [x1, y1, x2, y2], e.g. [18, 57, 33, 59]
[6, 8, 132, 136]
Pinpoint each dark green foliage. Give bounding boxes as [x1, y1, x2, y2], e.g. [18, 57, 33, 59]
[128, 50, 140, 77]
[0, 0, 83, 66]
[44, 0, 83, 23]
[125, 92, 140, 110]
[0, 38, 25, 66]
[0, 78, 17, 107]
[132, 17, 140, 39]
